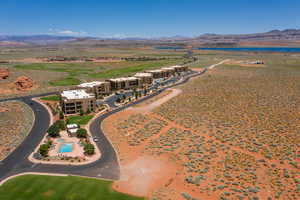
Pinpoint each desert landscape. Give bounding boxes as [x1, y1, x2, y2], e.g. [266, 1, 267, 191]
[0, 101, 34, 160]
[103, 53, 300, 200]
[1, 1, 300, 198]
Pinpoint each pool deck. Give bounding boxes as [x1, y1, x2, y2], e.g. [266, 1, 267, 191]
[49, 131, 82, 157]
[28, 130, 101, 165]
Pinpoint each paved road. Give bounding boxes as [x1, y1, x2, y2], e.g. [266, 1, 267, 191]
[0, 68, 207, 182]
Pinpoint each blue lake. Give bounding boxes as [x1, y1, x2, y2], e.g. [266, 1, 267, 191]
[198, 47, 300, 53]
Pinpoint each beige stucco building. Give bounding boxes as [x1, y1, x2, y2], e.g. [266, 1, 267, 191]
[134, 72, 153, 85]
[78, 81, 111, 98]
[107, 77, 142, 90]
[60, 90, 96, 114]
[172, 65, 188, 73]
[146, 69, 165, 79]
[161, 67, 176, 77]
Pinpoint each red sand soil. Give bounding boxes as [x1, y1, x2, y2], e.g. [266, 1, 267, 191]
[103, 109, 218, 200]
[113, 155, 179, 197]
[0, 75, 36, 96]
[103, 102, 300, 200]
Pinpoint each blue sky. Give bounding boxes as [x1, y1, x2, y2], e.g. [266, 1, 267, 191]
[1, 0, 300, 38]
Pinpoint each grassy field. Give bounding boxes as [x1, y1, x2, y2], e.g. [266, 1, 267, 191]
[49, 77, 81, 86]
[40, 95, 60, 101]
[0, 175, 144, 200]
[0, 45, 190, 99]
[67, 115, 94, 125]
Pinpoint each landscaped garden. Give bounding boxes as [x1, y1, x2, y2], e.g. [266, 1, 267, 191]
[0, 175, 144, 200]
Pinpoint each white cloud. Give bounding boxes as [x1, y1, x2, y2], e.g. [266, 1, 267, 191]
[48, 28, 88, 36]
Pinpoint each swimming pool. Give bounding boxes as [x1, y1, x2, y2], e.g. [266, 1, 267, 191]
[59, 143, 73, 153]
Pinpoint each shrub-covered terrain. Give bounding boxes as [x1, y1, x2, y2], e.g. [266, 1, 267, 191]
[105, 53, 300, 200]
[0, 101, 34, 160]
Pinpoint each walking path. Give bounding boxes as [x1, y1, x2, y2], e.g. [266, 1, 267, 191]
[128, 88, 182, 112]
[208, 59, 230, 69]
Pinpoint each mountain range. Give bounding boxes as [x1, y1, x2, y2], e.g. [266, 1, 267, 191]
[1, 29, 300, 47]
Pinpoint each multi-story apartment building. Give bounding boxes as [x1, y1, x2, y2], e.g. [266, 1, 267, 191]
[146, 69, 165, 79]
[107, 77, 142, 90]
[134, 72, 153, 85]
[172, 65, 189, 73]
[60, 89, 96, 114]
[161, 67, 176, 77]
[78, 81, 111, 98]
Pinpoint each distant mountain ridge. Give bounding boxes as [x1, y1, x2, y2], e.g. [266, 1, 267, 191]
[0, 35, 79, 45]
[1, 29, 300, 46]
[194, 29, 300, 43]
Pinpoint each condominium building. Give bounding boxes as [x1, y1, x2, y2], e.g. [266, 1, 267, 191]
[161, 67, 176, 77]
[60, 89, 96, 114]
[172, 65, 189, 73]
[107, 77, 142, 90]
[78, 81, 111, 98]
[146, 69, 165, 79]
[134, 72, 153, 85]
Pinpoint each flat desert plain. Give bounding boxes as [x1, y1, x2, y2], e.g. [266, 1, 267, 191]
[103, 54, 300, 200]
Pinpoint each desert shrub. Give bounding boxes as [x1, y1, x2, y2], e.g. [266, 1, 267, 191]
[77, 128, 87, 138]
[47, 124, 60, 137]
[38, 142, 52, 157]
[84, 143, 95, 155]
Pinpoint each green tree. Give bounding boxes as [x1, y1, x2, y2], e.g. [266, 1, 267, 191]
[55, 120, 66, 130]
[84, 143, 95, 155]
[47, 124, 60, 137]
[76, 128, 87, 138]
[39, 144, 50, 157]
[80, 108, 84, 116]
[86, 108, 91, 114]
[59, 111, 64, 119]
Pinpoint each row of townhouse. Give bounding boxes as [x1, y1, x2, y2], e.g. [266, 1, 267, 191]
[60, 65, 189, 114]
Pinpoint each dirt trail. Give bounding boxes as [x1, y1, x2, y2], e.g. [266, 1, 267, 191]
[208, 59, 230, 69]
[128, 88, 182, 112]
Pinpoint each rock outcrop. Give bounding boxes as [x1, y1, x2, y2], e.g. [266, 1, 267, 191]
[0, 68, 9, 79]
[14, 76, 34, 90]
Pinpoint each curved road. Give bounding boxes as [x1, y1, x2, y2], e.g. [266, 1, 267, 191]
[0, 68, 207, 182]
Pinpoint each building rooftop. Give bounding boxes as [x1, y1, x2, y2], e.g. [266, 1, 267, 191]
[161, 67, 175, 70]
[171, 65, 184, 68]
[67, 124, 78, 129]
[61, 89, 95, 100]
[134, 72, 153, 77]
[78, 81, 106, 88]
[147, 69, 163, 73]
[108, 77, 139, 82]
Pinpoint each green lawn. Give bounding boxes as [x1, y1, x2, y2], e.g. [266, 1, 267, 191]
[40, 95, 60, 101]
[0, 175, 144, 200]
[49, 77, 81, 86]
[89, 61, 179, 78]
[67, 115, 94, 125]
